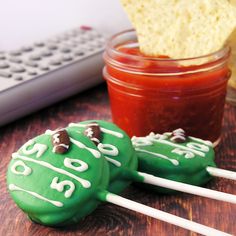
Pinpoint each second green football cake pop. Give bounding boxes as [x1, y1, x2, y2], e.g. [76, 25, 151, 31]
[68, 120, 139, 193]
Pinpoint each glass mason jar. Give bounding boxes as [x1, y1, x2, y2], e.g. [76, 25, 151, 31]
[103, 30, 231, 145]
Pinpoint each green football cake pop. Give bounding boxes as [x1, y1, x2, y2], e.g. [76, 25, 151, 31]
[68, 120, 139, 193]
[131, 128, 236, 197]
[7, 129, 109, 226]
[132, 128, 216, 192]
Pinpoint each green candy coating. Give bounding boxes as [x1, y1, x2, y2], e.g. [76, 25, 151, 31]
[132, 131, 216, 193]
[7, 130, 109, 226]
[67, 120, 138, 194]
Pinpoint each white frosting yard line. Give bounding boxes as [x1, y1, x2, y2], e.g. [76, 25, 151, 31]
[69, 123, 124, 138]
[8, 184, 63, 207]
[135, 148, 179, 166]
[12, 153, 91, 188]
[190, 137, 213, 147]
[70, 138, 101, 158]
[100, 127, 123, 138]
[154, 139, 205, 157]
[69, 123, 88, 128]
[104, 156, 121, 167]
[45, 129, 57, 135]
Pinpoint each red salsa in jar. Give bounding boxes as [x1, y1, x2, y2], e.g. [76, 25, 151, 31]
[103, 30, 231, 145]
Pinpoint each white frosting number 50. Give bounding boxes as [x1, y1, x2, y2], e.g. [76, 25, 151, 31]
[21, 140, 48, 158]
[50, 177, 75, 198]
[172, 148, 195, 159]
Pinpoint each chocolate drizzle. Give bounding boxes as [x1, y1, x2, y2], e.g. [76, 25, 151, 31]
[52, 129, 70, 154]
[83, 123, 101, 146]
[170, 128, 188, 143]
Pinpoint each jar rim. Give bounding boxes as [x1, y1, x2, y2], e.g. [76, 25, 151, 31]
[106, 29, 230, 63]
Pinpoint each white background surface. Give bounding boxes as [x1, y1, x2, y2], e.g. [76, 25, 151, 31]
[0, 0, 131, 50]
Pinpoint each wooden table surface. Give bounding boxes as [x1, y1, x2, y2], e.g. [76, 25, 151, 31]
[1, 83, 236, 236]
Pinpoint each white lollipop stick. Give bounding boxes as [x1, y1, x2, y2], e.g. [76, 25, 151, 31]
[206, 166, 236, 181]
[135, 172, 236, 204]
[98, 192, 231, 236]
